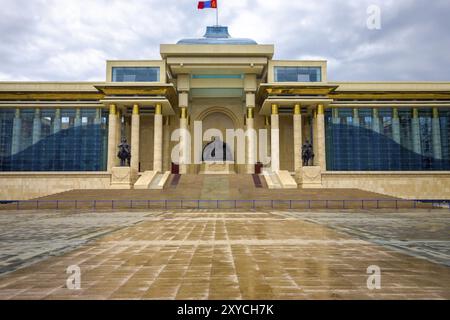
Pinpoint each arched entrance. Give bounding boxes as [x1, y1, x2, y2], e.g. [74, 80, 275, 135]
[202, 137, 234, 162]
[198, 109, 238, 161]
[197, 109, 239, 174]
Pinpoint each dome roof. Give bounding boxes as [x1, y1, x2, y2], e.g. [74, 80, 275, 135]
[177, 26, 257, 45]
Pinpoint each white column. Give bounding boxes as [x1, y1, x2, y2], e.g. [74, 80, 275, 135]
[411, 108, 422, 154]
[107, 104, 117, 171]
[179, 107, 189, 174]
[178, 91, 190, 174]
[246, 107, 256, 174]
[392, 108, 401, 145]
[153, 103, 163, 172]
[116, 110, 122, 166]
[245, 92, 256, 174]
[293, 104, 303, 174]
[163, 116, 171, 172]
[130, 104, 140, 175]
[316, 104, 327, 171]
[265, 116, 271, 162]
[11, 108, 22, 155]
[32, 108, 41, 145]
[116, 109, 122, 141]
[271, 104, 280, 172]
[432, 108, 442, 160]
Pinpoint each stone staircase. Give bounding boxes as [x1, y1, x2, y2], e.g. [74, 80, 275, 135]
[36, 174, 397, 202]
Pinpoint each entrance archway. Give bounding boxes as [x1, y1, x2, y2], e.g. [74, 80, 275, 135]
[202, 138, 234, 162]
[197, 109, 239, 163]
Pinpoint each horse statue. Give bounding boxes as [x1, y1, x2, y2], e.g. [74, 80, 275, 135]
[117, 138, 131, 167]
[302, 141, 315, 166]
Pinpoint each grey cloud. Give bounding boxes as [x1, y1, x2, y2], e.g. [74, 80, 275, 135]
[0, 0, 449, 81]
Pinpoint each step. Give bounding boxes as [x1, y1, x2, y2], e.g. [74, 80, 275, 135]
[263, 172, 282, 189]
[134, 171, 158, 190]
[277, 171, 298, 189]
[149, 172, 171, 190]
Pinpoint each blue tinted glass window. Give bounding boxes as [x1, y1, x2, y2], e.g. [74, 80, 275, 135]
[0, 108, 108, 172]
[441, 110, 450, 161]
[112, 67, 160, 82]
[274, 67, 321, 82]
[325, 107, 450, 171]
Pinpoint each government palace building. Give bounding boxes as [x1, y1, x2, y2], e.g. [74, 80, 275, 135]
[1, 26, 449, 201]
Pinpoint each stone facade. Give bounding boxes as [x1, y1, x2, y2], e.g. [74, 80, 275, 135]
[0, 26, 449, 200]
[0, 173, 111, 200]
[322, 172, 450, 199]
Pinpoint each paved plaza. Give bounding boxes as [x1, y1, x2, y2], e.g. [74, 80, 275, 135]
[0, 209, 449, 300]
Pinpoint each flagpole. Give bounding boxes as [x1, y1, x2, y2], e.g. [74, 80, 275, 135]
[216, 6, 219, 26]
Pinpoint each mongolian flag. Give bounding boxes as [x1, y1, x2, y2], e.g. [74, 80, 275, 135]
[198, 0, 218, 10]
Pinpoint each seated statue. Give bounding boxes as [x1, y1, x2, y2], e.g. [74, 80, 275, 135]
[202, 137, 233, 163]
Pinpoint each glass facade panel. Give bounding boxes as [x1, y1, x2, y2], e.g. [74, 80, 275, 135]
[112, 67, 160, 82]
[274, 67, 321, 82]
[325, 107, 450, 171]
[441, 109, 450, 161]
[0, 108, 108, 172]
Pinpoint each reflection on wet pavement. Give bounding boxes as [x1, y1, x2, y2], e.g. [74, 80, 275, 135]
[0, 210, 448, 300]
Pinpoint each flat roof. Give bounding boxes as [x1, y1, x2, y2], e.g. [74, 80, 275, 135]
[160, 44, 274, 59]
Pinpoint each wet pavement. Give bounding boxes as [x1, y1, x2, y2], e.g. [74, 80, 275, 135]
[0, 210, 448, 300]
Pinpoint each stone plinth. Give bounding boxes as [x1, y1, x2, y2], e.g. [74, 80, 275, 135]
[110, 167, 133, 189]
[300, 166, 323, 188]
[200, 162, 236, 175]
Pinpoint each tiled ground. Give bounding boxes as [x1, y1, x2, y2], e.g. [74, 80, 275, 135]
[280, 211, 450, 266]
[0, 211, 156, 274]
[0, 210, 449, 300]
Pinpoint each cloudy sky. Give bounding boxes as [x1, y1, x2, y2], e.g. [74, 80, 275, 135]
[0, 0, 449, 82]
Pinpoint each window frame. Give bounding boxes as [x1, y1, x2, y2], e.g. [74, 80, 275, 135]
[111, 66, 160, 82]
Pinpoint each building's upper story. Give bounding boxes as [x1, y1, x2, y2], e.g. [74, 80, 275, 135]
[1, 25, 450, 114]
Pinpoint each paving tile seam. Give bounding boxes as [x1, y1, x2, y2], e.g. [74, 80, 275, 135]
[0, 218, 150, 278]
[297, 218, 450, 267]
[375, 243, 450, 267]
[0, 210, 449, 300]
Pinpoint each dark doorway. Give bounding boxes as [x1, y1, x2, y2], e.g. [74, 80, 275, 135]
[171, 162, 180, 174]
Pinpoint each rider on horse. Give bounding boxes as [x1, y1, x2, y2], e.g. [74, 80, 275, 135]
[117, 138, 131, 167]
[302, 140, 314, 166]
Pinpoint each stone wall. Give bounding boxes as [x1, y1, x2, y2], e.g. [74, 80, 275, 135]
[322, 172, 450, 199]
[0, 173, 111, 200]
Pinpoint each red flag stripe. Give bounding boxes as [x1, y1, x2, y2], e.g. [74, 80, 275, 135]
[198, 1, 217, 10]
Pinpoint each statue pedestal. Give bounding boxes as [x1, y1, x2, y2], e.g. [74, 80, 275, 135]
[200, 161, 236, 175]
[299, 166, 323, 188]
[110, 167, 133, 189]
